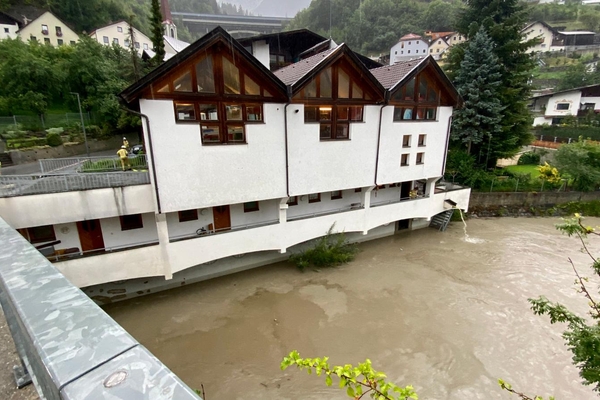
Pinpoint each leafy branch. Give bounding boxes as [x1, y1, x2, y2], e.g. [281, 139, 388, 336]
[498, 379, 555, 400]
[281, 351, 418, 400]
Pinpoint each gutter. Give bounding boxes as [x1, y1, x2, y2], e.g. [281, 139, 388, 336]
[120, 107, 162, 214]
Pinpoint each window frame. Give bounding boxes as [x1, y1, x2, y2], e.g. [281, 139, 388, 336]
[556, 102, 570, 110]
[41, 24, 48, 35]
[27, 225, 56, 244]
[402, 135, 411, 148]
[391, 71, 441, 122]
[120, 214, 144, 231]
[287, 196, 298, 206]
[103, 36, 109, 44]
[401, 154, 409, 167]
[418, 134, 426, 147]
[416, 152, 425, 165]
[308, 193, 321, 203]
[178, 209, 198, 222]
[331, 190, 343, 200]
[243, 201, 259, 212]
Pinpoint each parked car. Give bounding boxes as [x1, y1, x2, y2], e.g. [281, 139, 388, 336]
[131, 144, 144, 155]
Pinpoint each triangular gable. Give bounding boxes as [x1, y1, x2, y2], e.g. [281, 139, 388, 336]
[120, 27, 288, 104]
[276, 44, 385, 103]
[387, 56, 459, 107]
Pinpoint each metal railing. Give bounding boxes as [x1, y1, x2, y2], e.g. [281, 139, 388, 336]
[0, 217, 201, 400]
[287, 204, 364, 222]
[170, 219, 280, 242]
[48, 239, 160, 262]
[371, 195, 429, 207]
[40, 154, 148, 174]
[0, 171, 150, 198]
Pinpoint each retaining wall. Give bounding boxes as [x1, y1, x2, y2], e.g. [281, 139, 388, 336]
[470, 191, 600, 208]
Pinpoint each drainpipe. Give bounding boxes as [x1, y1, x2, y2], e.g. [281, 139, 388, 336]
[120, 107, 162, 214]
[441, 114, 453, 178]
[373, 104, 386, 186]
[284, 102, 291, 197]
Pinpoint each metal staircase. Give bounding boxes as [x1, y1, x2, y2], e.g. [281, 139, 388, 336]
[430, 209, 455, 231]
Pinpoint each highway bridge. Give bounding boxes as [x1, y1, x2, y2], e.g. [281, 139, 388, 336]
[171, 12, 292, 38]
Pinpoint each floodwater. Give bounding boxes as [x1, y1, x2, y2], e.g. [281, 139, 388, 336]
[105, 218, 599, 399]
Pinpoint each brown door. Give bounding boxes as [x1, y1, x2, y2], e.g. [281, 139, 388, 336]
[76, 219, 105, 253]
[212, 205, 231, 232]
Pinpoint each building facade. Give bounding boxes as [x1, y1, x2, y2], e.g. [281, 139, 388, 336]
[17, 11, 79, 46]
[389, 33, 429, 64]
[530, 84, 600, 125]
[0, 28, 469, 302]
[0, 11, 20, 40]
[89, 21, 153, 55]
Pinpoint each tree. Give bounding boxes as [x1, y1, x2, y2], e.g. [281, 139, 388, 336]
[579, 9, 600, 32]
[445, 0, 535, 166]
[555, 139, 600, 191]
[451, 27, 503, 158]
[150, 0, 166, 64]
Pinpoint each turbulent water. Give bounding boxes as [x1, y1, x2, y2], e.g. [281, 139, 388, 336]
[105, 218, 599, 399]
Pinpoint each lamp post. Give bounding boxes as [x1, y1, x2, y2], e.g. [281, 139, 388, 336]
[70, 92, 90, 158]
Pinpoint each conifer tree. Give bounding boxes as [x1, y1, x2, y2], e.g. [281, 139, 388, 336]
[150, 0, 165, 64]
[452, 27, 503, 159]
[445, 0, 536, 166]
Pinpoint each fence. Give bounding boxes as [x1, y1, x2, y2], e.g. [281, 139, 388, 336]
[0, 112, 95, 132]
[485, 176, 567, 193]
[0, 171, 150, 198]
[40, 154, 148, 174]
[0, 217, 201, 400]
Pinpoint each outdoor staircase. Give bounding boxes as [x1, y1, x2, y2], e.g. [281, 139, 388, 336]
[0, 153, 13, 168]
[429, 209, 455, 232]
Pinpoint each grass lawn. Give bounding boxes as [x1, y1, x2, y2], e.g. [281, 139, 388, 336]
[504, 164, 541, 179]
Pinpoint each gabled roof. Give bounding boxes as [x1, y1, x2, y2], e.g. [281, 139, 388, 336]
[120, 26, 288, 103]
[164, 35, 190, 53]
[15, 10, 77, 36]
[522, 21, 556, 34]
[0, 11, 21, 27]
[4, 6, 45, 26]
[273, 44, 385, 99]
[530, 83, 600, 99]
[399, 33, 422, 42]
[370, 56, 459, 104]
[427, 31, 455, 41]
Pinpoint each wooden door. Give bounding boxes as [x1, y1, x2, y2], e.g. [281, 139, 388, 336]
[76, 219, 105, 253]
[212, 205, 231, 232]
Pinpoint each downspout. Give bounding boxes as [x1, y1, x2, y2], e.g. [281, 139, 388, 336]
[121, 107, 162, 214]
[373, 104, 386, 186]
[284, 85, 293, 197]
[442, 114, 453, 178]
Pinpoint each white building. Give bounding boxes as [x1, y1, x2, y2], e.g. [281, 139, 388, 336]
[389, 33, 429, 64]
[17, 11, 79, 46]
[522, 21, 561, 53]
[0, 11, 20, 40]
[530, 84, 600, 125]
[89, 21, 153, 55]
[0, 28, 470, 302]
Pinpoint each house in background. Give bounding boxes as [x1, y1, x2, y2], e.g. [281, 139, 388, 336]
[427, 35, 451, 61]
[389, 33, 429, 64]
[529, 84, 600, 125]
[522, 21, 560, 53]
[0, 11, 20, 40]
[89, 21, 153, 55]
[16, 11, 79, 46]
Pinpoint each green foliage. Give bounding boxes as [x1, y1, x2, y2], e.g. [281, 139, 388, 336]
[445, 0, 535, 165]
[150, 0, 166, 64]
[534, 124, 600, 141]
[46, 131, 63, 147]
[6, 137, 47, 149]
[289, 225, 358, 271]
[281, 351, 418, 400]
[518, 152, 541, 166]
[498, 379, 555, 400]
[554, 138, 600, 191]
[451, 27, 503, 156]
[444, 150, 490, 187]
[558, 59, 600, 91]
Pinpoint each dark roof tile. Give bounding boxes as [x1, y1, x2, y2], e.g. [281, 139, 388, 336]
[273, 47, 337, 86]
[370, 58, 427, 89]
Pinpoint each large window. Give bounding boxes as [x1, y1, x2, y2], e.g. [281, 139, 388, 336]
[296, 64, 373, 141]
[392, 74, 439, 122]
[120, 214, 144, 231]
[155, 53, 275, 145]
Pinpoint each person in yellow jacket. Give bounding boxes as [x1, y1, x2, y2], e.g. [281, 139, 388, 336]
[122, 137, 129, 150]
[117, 145, 130, 171]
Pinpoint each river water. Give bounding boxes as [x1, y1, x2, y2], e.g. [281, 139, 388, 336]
[105, 218, 598, 399]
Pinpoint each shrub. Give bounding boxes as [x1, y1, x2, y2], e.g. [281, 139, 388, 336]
[517, 151, 541, 165]
[45, 127, 64, 135]
[46, 132, 63, 147]
[289, 225, 359, 271]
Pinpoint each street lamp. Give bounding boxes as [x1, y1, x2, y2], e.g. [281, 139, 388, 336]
[70, 92, 90, 158]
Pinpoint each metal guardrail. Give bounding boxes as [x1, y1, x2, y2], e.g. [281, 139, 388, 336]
[0, 217, 201, 400]
[287, 204, 364, 222]
[48, 239, 160, 262]
[371, 195, 429, 207]
[170, 219, 280, 242]
[40, 154, 148, 174]
[0, 171, 150, 198]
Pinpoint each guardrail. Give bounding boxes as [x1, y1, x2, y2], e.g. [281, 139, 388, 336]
[170, 219, 280, 242]
[47, 239, 160, 262]
[287, 204, 364, 222]
[371, 195, 428, 207]
[40, 154, 148, 174]
[0, 171, 150, 197]
[0, 217, 201, 400]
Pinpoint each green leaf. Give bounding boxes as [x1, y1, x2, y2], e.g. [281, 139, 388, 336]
[325, 375, 333, 387]
[346, 386, 355, 397]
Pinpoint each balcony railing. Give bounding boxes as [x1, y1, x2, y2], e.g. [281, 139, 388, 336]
[46, 239, 159, 262]
[170, 219, 280, 242]
[371, 195, 428, 207]
[0, 171, 150, 198]
[40, 155, 147, 174]
[287, 204, 364, 222]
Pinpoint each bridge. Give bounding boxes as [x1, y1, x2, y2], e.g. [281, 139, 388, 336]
[172, 12, 292, 38]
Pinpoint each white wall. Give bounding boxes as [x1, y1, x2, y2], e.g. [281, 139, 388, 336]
[377, 106, 452, 185]
[19, 12, 79, 46]
[370, 186, 402, 205]
[523, 23, 555, 53]
[54, 222, 81, 251]
[166, 209, 214, 240]
[390, 40, 429, 64]
[0, 22, 19, 40]
[230, 199, 279, 227]
[139, 100, 288, 212]
[581, 96, 600, 110]
[287, 104, 380, 196]
[90, 23, 152, 55]
[545, 91, 581, 117]
[0, 185, 155, 229]
[100, 212, 158, 250]
[533, 116, 551, 126]
[287, 189, 364, 219]
[253, 40, 270, 69]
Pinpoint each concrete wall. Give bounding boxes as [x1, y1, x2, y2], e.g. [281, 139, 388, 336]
[470, 191, 600, 208]
[99, 212, 159, 250]
[19, 12, 79, 46]
[139, 100, 288, 212]
[166, 208, 214, 240]
[428, 39, 448, 60]
[287, 104, 380, 195]
[0, 185, 155, 228]
[9, 137, 124, 164]
[230, 199, 279, 227]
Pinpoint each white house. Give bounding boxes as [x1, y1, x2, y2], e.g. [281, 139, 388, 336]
[17, 11, 79, 46]
[0, 11, 20, 40]
[389, 33, 429, 64]
[89, 21, 153, 55]
[0, 28, 469, 302]
[530, 83, 600, 125]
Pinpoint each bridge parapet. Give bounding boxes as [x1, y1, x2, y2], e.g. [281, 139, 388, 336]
[0, 217, 200, 399]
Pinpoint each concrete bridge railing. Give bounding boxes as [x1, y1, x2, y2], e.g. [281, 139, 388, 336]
[0, 217, 201, 400]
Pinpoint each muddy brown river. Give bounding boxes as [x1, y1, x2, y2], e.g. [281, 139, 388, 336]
[105, 218, 598, 399]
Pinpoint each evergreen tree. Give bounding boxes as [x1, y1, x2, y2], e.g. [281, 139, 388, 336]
[445, 0, 536, 166]
[150, 0, 165, 64]
[452, 27, 503, 159]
